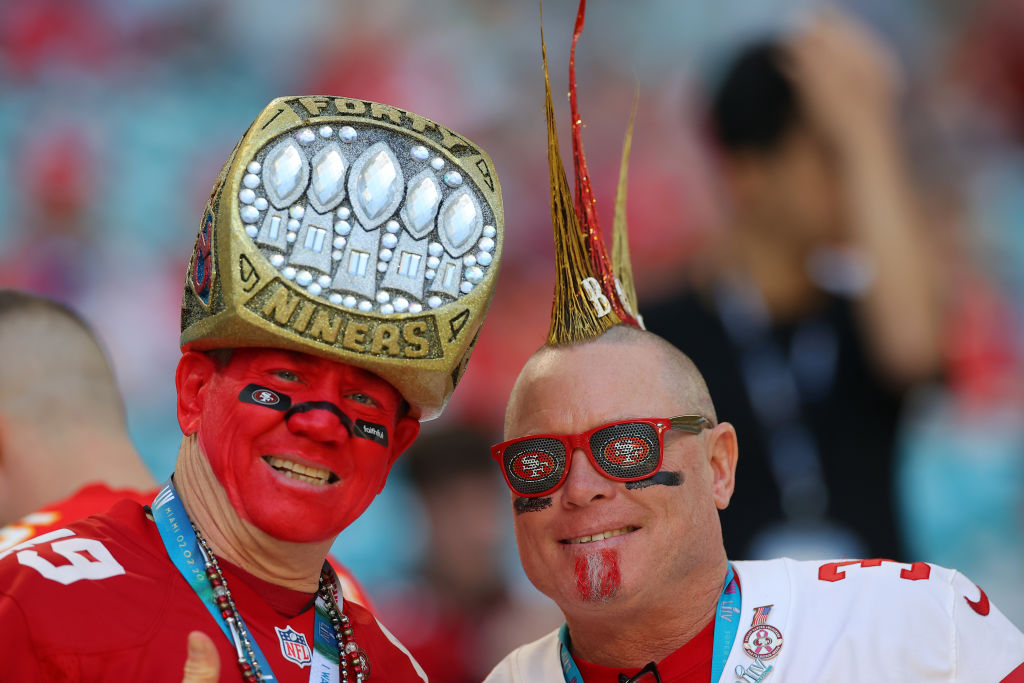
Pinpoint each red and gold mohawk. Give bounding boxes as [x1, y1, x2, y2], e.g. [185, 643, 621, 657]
[543, 0, 643, 347]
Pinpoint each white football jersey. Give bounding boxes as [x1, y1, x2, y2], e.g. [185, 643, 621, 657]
[485, 558, 1024, 682]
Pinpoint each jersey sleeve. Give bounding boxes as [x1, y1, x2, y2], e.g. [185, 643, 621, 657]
[949, 570, 1024, 680]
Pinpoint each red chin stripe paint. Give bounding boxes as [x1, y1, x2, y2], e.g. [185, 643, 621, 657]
[574, 549, 621, 601]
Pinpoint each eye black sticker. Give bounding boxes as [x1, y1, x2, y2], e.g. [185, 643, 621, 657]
[354, 420, 389, 446]
[514, 496, 553, 514]
[624, 471, 682, 490]
[241, 386, 389, 446]
[239, 384, 292, 411]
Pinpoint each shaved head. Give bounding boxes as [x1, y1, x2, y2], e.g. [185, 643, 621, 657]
[506, 324, 716, 439]
[0, 290, 153, 525]
[503, 323, 738, 632]
[0, 291, 125, 431]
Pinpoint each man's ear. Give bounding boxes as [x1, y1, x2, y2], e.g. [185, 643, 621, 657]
[375, 415, 420, 494]
[175, 352, 218, 436]
[706, 421, 739, 510]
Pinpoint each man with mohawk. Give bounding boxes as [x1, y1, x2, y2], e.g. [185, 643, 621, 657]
[0, 95, 504, 682]
[486, 3, 1024, 681]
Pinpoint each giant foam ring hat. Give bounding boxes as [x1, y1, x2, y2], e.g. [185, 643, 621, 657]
[542, 0, 643, 346]
[181, 96, 503, 420]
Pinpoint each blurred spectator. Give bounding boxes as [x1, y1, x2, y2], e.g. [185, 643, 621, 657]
[379, 426, 561, 682]
[643, 11, 943, 561]
[892, 0, 1024, 627]
[0, 290, 155, 540]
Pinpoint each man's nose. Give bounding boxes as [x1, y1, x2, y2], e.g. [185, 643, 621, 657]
[561, 448, 617, 507]
[284, 405, 351, 443]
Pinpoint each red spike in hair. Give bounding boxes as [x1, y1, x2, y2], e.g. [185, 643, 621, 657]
[567, 0, 640, 327]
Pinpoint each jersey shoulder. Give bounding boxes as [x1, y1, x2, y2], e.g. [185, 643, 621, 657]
[0, 484, 158, 554]
[344, 599, 428, 682]
[740, 557, 1024, 680]
[0, 499, 185, 656]
[778, 561, 962, 602]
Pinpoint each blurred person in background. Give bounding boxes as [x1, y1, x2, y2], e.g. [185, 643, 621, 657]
[891, 0, 1024, 628]
[380, 427, 562, 682]
[643, 10, 943, 561]
[0, 289, 156, 547]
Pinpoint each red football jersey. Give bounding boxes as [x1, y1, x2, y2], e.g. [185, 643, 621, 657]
[0, 499, 425, 682]
[0, 483, 153, 553]
[0, 483, 375, 610]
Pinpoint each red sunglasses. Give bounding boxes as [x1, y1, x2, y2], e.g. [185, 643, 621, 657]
[490, 415, 712, 498]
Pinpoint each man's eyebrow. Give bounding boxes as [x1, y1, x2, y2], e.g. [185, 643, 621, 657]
[346, 368, 394, 391]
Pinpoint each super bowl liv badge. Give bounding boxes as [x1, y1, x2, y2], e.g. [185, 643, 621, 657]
[735, 605, 782, 682]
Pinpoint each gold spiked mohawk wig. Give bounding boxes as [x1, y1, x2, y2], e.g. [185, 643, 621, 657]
[543, 0, 643, 346]
[181, 97, 503, 420]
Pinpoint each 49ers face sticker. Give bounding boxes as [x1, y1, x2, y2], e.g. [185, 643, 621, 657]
[240, 384, 292, 411]
[237, 383, 389, 446]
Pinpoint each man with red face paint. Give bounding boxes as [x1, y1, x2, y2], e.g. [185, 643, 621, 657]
[486, 4, 1024, 681]
[0, 95, 504, 682]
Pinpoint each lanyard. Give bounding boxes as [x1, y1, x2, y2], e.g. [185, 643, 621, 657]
[557, 564, 740, 683]
[152, 482, 342, 683]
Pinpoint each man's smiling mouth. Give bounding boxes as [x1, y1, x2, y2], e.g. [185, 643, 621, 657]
[262, 456, 339, 485]
[560, 526, 639, 545]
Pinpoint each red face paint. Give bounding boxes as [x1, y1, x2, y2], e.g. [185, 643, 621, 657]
[185, 348, 413, 543]
[574, 549, 621, 601]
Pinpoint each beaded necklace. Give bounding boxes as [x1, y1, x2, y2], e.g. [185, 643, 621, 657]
[318, 570, 371, 681]
[191, 521, 371, 682]
[151, 481, 369, 683]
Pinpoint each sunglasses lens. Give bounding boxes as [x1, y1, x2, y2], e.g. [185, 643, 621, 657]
[590, 422, 660, 479]
[502, 438, 566, 496]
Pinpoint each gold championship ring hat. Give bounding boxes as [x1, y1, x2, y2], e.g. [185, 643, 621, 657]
[181, 96, 504, 420]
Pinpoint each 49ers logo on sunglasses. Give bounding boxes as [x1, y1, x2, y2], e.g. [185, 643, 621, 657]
[510, 452, 556, 481]
[603, 436, 650, 465]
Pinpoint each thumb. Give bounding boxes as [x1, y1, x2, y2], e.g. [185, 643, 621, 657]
[182, 630, 221, 683]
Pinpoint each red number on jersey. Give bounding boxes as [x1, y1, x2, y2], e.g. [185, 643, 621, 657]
[818, 558, 932, 582]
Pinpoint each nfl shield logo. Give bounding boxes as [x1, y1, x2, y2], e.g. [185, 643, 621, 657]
[274, 625, 312, 668]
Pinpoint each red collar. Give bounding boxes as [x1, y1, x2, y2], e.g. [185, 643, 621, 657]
[573, 618, 714, 683]
[219, 557, 316, 617]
